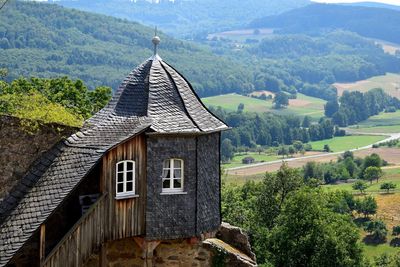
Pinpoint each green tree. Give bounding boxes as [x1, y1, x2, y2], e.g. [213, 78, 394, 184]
[364, 166, 383, 184]
[237, 103, 245, 113]
[355, 196, 377, 217]
[323, 144, 331, 152]
[364, 220, 388, 243]
[273, 92, 289, 109]
[352, 180, 368, 194]
[221, 138, 234, 162]
[380, 182, 397, 193]
[267, 188, 363, 267]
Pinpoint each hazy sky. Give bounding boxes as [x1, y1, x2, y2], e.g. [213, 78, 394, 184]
[312, 0, 400, 6]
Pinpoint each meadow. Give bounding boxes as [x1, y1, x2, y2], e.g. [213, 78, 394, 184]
[308, 135, 387, 152]
[349, 110, 400, 133]
[202, 92, 326, 119]
[334, 73, 400, 99]
[323, 167, 400, 260]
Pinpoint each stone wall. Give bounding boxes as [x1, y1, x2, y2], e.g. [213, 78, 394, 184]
[0, 115, 77, 201]
[146, 135, 197, 240]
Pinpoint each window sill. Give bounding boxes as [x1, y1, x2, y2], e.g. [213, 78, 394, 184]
[160, 191, 187, 195]
[115, 194, 139, 200]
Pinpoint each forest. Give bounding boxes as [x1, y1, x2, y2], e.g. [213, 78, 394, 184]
[55, 0, 309, 38]
[249, 3, 400, 45]
[1, 2, 400, 102]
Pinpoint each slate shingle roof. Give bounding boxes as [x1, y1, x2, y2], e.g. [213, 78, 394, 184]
[0, 56, 227, 266]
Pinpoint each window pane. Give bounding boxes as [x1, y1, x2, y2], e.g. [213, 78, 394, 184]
[117, 183, 124, 193]
[163, 159, 170, 169]
[174, 160, 182, 168]
[126, 161, 133, 171]
[126, 172, 133, 181]
[173, 179, 182, 189]
[117, 163, 123, 172]
[117, 173, 123, 182]
[162, 169, 171, 178]
[126, 182, 133, 192]
[163, 179, 170, 189]
[173, 169, 181, 179]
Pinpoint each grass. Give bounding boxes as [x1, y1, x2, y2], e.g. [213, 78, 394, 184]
[323, 167, 400, 260]
[324, 168, 400, 193]
[202, 92, 326, 119]
[308, 135, 387, 152]
[222, 152, 281, 169]
[334, 73, 400, 99]
[349, 110, 400, 133]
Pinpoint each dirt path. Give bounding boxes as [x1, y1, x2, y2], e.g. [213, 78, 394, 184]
[226, 132, 400, 176]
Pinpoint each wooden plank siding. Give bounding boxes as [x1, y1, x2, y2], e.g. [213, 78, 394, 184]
[102, 134, 147, 240]
[42, 134, 147, 266]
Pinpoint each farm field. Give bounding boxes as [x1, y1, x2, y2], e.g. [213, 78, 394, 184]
[226, 147, 400, 176]
[334, 73, 400, 98]
[323, 168, 400, 260]
[202, 92, 326, 118]
[308, 135, 386, 152]
[349, 110, 400, 133]
[207, 28, 274, 42]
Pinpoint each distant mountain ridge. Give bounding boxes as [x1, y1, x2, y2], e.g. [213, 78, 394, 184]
[340, 1, 400, 11]
[0, 1, 254, 96]
[249, 3, 400, 44]
[53, 0, 310, 38]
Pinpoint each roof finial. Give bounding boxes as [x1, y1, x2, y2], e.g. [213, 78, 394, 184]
[152, 27, 160, 56]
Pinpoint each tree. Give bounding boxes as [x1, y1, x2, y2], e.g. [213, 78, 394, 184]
[364, 220, 388, 243]
[237, 103, 245, 113]
[302, 115, 311, 128]
[324, 99, 339, 117]
[364, 166, 383, 184]
[277, 146, 288, 158]
[288, 146, 296, 156]
[355, 196, 377, 217]
[221, 138, 234, 162]
[266, 188, 363, 267]
[273, 92, 289, 109]
[323, 144, 331, 152]
[393, 226, 400, 236]
[380, 182, 396, 193]
[352, 180, 368, 194]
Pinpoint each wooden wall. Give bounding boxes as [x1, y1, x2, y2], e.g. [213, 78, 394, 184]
[101, 134, 147, 240]
[42, 134, 147, 267]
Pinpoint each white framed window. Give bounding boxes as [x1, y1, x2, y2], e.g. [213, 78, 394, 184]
[162, 158, 184, 193]
[115, 160, 136, 199]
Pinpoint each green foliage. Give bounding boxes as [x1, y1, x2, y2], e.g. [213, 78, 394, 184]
[364, 220, 388, 243]
[392, 226, 400, 236]
[249, 4, 400, 44]
[380, 182, 397, 193]
[330, 89, 400, 127]
[222, 164, 364, 265]
[273, 91, 289, 109]
[355, 196, 378, 217]
[267, 187, 362, 267]
[0, 77, 111, 127]
[353, 181, 369, 194]
[364, 166, 383, 184]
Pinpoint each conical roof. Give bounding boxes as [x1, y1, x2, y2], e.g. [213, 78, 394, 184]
[85, 55, 228, 134]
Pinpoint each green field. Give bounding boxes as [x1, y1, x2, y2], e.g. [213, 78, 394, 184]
[202, 93, 325, 118]
[222, 152, 281, 169]
[349, 110, 400, 133]
[334, 73, 400, 99]
[308, 135, 387, 152]
[324, 168, 400, 193]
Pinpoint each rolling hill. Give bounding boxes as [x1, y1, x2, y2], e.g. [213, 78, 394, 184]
[249, 3, 400, 44]
[0, 1, 253, 95]
[54, 0, 310, 38]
